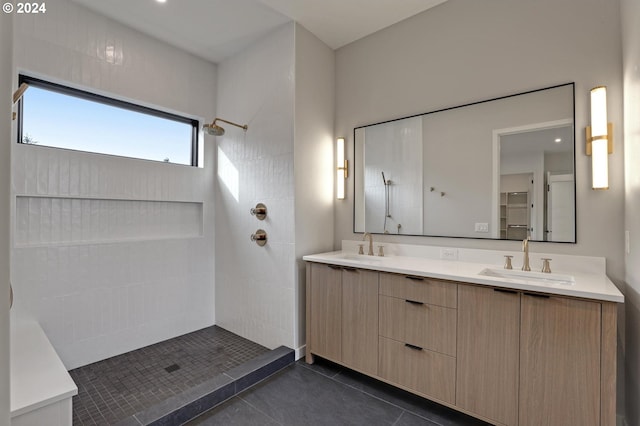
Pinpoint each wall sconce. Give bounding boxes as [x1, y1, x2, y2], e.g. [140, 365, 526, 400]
[336, 137, 348, 200]
[586, 86, 613, 190]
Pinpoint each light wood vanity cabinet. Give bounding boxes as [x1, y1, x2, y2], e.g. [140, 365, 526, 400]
[342, 267, 379, 375]
[519, 294, 603, 426]
[457, 285, 616, 426]
[306, 263, 379, 375]
[307, 263, 342, 362]
[379, 336, 456, 403]
[306, 261, 617, 426]
[456, 285, 521, 426]
[378, 273, 457, 404]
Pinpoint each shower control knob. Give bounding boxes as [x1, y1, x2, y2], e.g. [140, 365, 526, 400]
[250, 229, 268, 246]
[250, 203, 267, 220]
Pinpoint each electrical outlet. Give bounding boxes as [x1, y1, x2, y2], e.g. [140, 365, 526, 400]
[475, 223, 489, 233]
[440, 248, 458, 261]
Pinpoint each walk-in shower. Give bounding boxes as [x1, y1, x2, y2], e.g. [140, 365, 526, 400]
[69, 327, 293, 425]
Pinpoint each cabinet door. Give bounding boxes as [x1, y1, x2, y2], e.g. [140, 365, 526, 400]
[456, 285, 520, 426]
[342, 268, 378, 375]
[308, 263, 342, 362]
[519, 294, 601, 426]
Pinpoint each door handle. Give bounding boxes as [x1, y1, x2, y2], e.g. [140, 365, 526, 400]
[405, 276, 424, 281]
[523, 292, 550, 299]
[494, 288, 518, 295]
[404, 343, 423, 351]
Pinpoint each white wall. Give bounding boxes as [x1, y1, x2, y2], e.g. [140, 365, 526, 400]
[10, 0, 217, 369]
[335, 0, 625, 284]
[621, 0, 640, 423]
[215, 23, 297, 350]
[0, 12, 13, 426]
[293, 24, 335, 352]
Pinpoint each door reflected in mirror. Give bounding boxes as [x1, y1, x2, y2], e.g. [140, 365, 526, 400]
[354, 83, 575, 242]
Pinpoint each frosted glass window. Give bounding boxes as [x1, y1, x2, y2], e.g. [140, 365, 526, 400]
[18, 76, 198, 166]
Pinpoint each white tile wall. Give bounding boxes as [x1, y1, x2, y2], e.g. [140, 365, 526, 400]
[215, 23, 297, 350]
[215, 23, 336, 356]
[362, 116, 423, 235]
[11, 0, 216, 369]
[15, 197, 203, 246]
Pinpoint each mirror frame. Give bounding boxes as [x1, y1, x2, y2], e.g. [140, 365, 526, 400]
[353, 82, 576, 243]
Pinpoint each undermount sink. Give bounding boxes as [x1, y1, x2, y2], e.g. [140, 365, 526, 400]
[479, 268, 575, 286]
[335, 253, 384, 263]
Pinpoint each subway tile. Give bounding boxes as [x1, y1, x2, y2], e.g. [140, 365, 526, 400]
[11, 0, 215, 369]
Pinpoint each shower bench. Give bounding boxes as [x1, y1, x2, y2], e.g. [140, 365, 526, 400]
[10, 315, 77, 426]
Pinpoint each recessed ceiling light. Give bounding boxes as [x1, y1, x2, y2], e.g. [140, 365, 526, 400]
[156, 0, 166, 3]
[554, 138, 562, 143]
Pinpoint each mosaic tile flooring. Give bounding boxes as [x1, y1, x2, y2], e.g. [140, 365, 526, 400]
[69, 326, 269, 425]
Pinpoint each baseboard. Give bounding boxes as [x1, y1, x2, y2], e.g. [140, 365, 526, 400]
[295, 344, 306, 360]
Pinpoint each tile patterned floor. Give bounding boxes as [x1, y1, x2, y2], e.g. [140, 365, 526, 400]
[69, 326, 269, 425]
[188, 358, 491, 426]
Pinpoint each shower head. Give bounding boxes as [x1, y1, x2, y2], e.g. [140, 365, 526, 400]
[203, 117, 248, 136]
[205, 123, 226, 136]
[13, 83, 29, 104]
[381, 171, 387, 185]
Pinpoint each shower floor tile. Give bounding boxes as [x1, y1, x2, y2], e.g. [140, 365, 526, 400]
[69, 326, 269, 426]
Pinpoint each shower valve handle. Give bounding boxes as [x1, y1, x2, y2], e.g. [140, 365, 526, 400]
[250, 203, 267, 220]
[250, 229, 268, 246]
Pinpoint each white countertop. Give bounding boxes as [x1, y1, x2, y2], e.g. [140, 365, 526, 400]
[10, 314, 78, 417]
[303, 249, 624, 303]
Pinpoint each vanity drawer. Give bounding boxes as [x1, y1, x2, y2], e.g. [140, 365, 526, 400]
[379, 295, 457, 356]
[378, 336, 455, 404]
[379, 273, 457, 308]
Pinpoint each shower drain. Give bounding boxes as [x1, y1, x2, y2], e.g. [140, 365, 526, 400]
[164, 363, 181, 373]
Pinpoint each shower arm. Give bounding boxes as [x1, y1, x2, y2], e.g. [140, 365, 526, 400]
[208, 118, 248, 131]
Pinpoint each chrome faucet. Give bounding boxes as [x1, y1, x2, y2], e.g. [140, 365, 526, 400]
[522, 237, 531, 271]
[362, 232, 374, 256]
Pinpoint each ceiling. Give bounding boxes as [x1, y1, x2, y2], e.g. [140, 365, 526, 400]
[501, 126, 575, 155]
[70, 0, 448, 63]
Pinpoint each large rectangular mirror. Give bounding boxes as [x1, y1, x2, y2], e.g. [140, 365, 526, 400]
[354, 83, 575, 242]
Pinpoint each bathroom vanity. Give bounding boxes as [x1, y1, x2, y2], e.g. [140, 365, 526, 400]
[303, 244, 623, 426]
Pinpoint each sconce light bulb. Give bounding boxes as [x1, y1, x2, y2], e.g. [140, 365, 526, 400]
[336, 137, 346, 200]
[592, 138, 609, 190]
[590, 86, 608, 138]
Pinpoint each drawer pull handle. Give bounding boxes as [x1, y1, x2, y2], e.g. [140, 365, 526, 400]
[343, 267, 358, 272]
[523, 292, 550, 299]
[328, 265, 342, 270]
[494, 288, 518, 295]
[404, 343, 423, 351]
[405, 276, 424, 281]
[405, 299, 424, 306]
